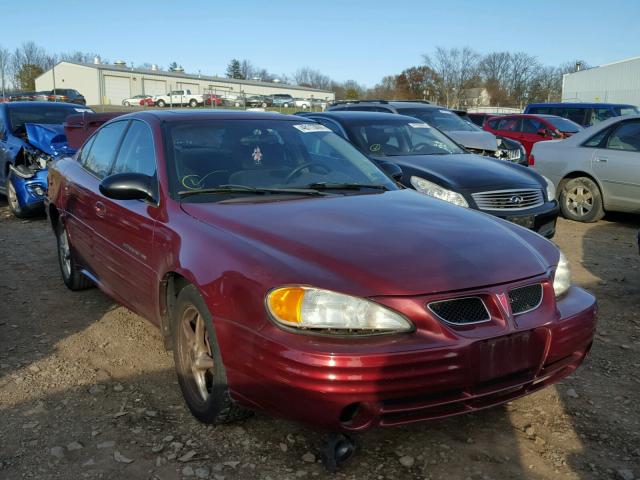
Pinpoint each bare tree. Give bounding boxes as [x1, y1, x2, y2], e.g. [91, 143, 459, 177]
[0, 45, 10, 96]
[59, 51, 103, 64]
[423, 47, 480, 107]
[293, 67, 332, 90]
[10, 41, 55, 89]
[239, 60, 255, 80]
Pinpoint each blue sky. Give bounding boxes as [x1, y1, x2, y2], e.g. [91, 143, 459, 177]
[3, 0, 639, 86]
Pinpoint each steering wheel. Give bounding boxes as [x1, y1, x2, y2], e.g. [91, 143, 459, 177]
[284, 162, 331, 184]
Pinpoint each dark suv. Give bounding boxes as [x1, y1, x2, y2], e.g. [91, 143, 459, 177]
[269, 94, 294, 107]
[47, 89, 86, 105]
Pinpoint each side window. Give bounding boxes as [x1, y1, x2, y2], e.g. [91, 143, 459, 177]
[583, 128, 610, 148]
[606, 121, 640, 152]
[487, 119, 499, 129]
[522, 118, 544, 134]
[112, 121, 157, 177]
[590, 108, 615, 125]
[563, 108, 586, 125]
[77, 135, 97, 163]
[82, 121, 128, 178]
[529, 107, 549, 115]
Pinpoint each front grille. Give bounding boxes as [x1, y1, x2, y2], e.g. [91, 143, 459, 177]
[428, 297, 490, 325]
[472, 189, 544, 211]
[503, 148, 522, 162]
[509, 284, 543, 314]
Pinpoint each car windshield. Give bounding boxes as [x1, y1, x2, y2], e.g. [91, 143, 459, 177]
[398, 108, 479, 132]
[545, 116, 582, 133]
[343, 119, 465, 156]
[165, 119, 397, 200]
[7, 104, 92, 134]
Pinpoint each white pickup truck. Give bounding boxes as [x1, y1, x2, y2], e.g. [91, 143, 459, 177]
[153, 90, 204, 107]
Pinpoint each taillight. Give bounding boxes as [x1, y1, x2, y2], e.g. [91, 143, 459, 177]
[528, 154, 535, 166]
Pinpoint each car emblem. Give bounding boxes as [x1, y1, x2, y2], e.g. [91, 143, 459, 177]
[509, 195, 524, 204]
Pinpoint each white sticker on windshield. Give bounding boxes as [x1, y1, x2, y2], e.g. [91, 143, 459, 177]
[438, 109, 454, 114]
[293, 123, 331, 133]
[408, 122, 431, 128]
[74, 108, 92, 113]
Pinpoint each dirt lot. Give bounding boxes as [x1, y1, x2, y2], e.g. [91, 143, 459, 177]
[0, 199, 639, 480]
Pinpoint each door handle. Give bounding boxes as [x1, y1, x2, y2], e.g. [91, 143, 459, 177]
[595, 156, 608, 163]
[94, 201, 106, 218]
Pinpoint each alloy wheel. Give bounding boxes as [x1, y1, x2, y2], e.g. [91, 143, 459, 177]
[565, 185, 593, 217]
[58, 226, 72, 279]
[180, 306, 215, 402]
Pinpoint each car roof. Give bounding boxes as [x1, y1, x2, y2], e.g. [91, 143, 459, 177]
[133, 109, 312, 122]
[527, 102, 636, 108]
[302, 110, 424, 123]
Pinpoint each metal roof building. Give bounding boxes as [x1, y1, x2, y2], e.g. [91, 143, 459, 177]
[35, 61, 335, 106]
[562, 56, 640, 106]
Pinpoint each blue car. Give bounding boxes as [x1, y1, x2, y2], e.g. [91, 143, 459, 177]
[0, 102, 91, 217]
[524, 102, 639, 128]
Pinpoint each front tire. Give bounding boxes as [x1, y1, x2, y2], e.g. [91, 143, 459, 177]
[172, 285, 250, 424]
[189, 99, 198, 108]
[56, 221, 93, 290]
[157, 99, 166, 107]
[559, 176, 604, 222]
[124, 101, 131, 107]
[6, 174, 27, 218]
[261, 102, 267, 108]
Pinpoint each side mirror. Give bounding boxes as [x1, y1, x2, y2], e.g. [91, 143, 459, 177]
[376, 160, 403, 181]
[537, 128, 548, 137]
[99, 173, 155, 201]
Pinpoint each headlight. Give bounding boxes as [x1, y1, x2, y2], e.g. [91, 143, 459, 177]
[266, 286, 413, 334]
[553, 251, 572, 298]
[541, 175, 556, 201]
[410, 176, 468, 207]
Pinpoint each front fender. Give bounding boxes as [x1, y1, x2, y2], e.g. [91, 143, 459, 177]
[9, 168, 48, 209]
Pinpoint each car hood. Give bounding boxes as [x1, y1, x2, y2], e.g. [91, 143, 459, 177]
[446, 130, 498, 152]
[24, 123, 69, 156]
[380, 153, 543, 190]
[181, 190, 557, 297]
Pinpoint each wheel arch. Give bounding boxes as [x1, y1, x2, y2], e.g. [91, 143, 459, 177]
[159, 270, 198, 350]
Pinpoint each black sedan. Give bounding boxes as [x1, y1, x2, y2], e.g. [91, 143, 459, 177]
[298, 111, 559, 238]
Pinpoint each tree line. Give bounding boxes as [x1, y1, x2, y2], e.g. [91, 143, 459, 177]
[0, 41, 584, 108]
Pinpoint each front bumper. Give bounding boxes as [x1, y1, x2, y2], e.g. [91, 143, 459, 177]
[10, 168, 48, 211]
[481, 200, 559, 239]
[219, 284, 596, 431]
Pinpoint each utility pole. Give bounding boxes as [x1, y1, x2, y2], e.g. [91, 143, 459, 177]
[52, 64, 57, 99]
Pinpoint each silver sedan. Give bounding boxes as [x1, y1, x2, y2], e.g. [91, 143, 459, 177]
[531, 114, 640, 222]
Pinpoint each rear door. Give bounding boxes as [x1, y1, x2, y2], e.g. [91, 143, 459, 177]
[97, 119, 159, 319]
[591, 119, 640, 210]
[520, 117, 548, 155]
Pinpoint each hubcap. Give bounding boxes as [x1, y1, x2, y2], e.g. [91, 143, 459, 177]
[58, 228, 72, 278]
[566, 185, 593, 217]
[180, 307, 214, 402]
[7, 181, 18, 210]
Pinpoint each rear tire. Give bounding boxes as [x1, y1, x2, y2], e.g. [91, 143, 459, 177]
[124, 101, 131, 107]
[56, 221, 93, 290]
[172, 285, 251, 424]
[261, 102, 267, 108]
[559, 176, 604, 222]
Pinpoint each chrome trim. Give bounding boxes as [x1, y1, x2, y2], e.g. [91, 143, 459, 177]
[427, 296, 491, 325]
[509, 284, 543, 316]
[472, 188, 544, 211]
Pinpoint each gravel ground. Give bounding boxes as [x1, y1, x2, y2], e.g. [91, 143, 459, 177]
[0, 199, 639, 480]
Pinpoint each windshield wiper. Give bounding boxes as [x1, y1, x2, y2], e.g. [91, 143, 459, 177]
[304, 182, 389, 191]
[178, 184, 327, 199]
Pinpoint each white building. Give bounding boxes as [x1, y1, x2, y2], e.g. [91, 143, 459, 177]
[35, 61, 335, 106]
[562, 56, 640, 106]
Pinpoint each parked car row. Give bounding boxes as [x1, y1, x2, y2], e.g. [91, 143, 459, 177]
[121, 92, 326, 109]
[0, 89, 87, 105]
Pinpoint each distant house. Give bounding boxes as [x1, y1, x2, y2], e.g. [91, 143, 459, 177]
[460, 87, 492, 108]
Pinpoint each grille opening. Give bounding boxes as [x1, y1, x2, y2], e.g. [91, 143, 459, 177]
[428, 297, 490, 325]
[472, 189, 544, 211]
[509, 284, 543, 314]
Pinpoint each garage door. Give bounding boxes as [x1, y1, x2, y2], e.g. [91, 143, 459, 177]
[178, 82, 199, 94]
[143, 79, 167, 96]
[104, 76, 131, 105]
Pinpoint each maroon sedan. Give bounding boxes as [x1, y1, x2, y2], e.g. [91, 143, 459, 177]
[47, 111, 595, 437]
[484, 114, 583, 160]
